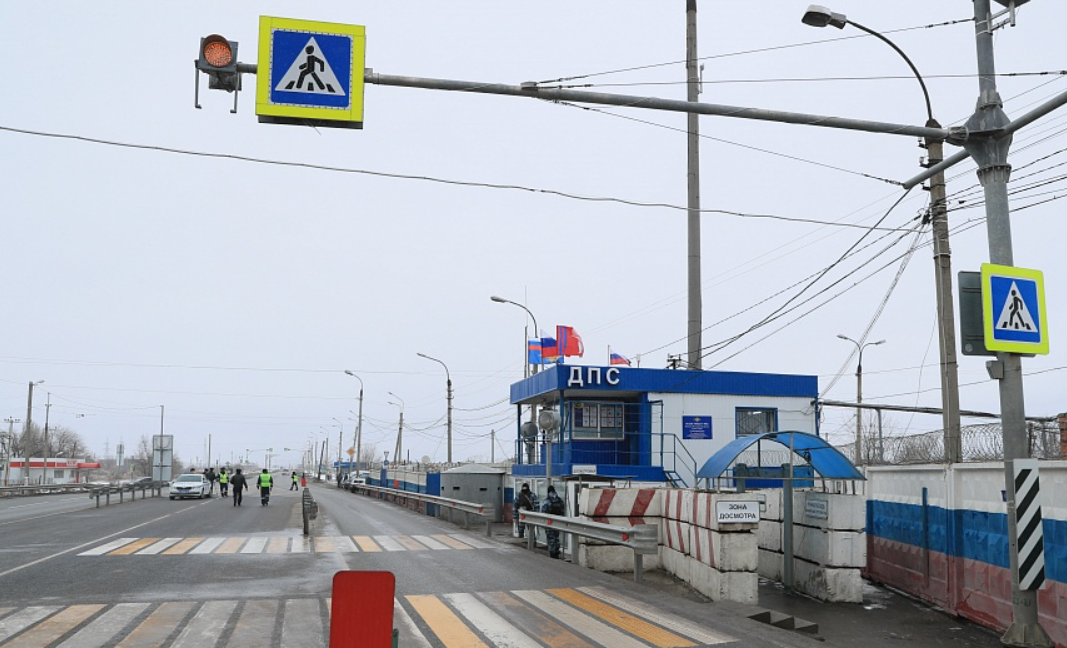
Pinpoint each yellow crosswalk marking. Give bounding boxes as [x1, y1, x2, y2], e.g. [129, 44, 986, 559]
[548, 588, 695, 648]
[3, 604, 104, 648]
[476, 591, 594, 648]
[431, 534, 473, 549]
[406, 595, 488, 648]
[214, 537, 247, 554]
[395, 536, 428, 551]
[267, 537, 290, 554]
[164, 538, 204, 555]
[353, 535, 381, 552]
[114, 602, 194, 647]
[108, 538, 159, 555]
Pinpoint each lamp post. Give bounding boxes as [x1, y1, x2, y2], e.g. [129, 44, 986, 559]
[801, 4, 961, 466]
[490, 295, 540, 375]
[387, 392, 404, 466]
[344, 370, 364, 476]
[836, 335, 885, 465]
[417, 352, 453, 464]
[333, 418, 345, 482]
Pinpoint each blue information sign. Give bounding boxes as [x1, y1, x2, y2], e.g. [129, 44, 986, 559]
[269, 30, 353, 109]
[682, 416, 712, 440]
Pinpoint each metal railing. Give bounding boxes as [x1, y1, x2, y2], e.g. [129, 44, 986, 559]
[87, 481, 166, 507]
[0, 483, 89, 498]
[517, 510, 658, 582]
[346, 482, 495, 536]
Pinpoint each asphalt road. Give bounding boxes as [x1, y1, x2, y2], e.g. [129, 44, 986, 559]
[0, 481, 1007, 647]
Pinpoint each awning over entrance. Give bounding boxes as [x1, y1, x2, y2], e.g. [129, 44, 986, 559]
[696, 430, 864, 481]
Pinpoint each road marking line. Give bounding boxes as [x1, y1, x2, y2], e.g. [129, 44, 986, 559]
[189, 537, 226, 554]
[334, 536, 359, 552]
[289, 537, 311, 553]
[577, 587, 734, 645]
[393, 598, 433, 648]
[406, 594, 488, 648]
[447, 534, 493, 549]
[78, 538, 137, 556]
[474, 591, 588, 648]
[137, 538, 182, 555]
[114, 602, 195, 648]
[430, 534, 472, 550]
[313, 537, 338, 553]
[280, 599, 322, 648]
[512, 590, 648, 648]
[230, 600, 278, 644]
[411, 535, 449, 550]
[444, 593, 542, 648]
[267, 537, 290, 554]
[55, 602, 148, 648]
[108, 538, 160, 556]
[395, 536, 428, 551]
[548, 588, 694, 648]
[353, 536, 380, 552]
[214, 537, 247, 554]
[164, 538, 205, 555]
[373, 535, 405, 551]
[241, 537, 268, 554]
[1, 604, 104, 648]
[170, 600, 237, 648]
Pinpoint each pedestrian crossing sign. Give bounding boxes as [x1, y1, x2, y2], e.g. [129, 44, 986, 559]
[981, 263, 1049, 354]
[256, 16, 365, 129]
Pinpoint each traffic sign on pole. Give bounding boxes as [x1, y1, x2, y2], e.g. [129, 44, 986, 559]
[981, 263, 1049, 355]
[255, 16, 365, 129]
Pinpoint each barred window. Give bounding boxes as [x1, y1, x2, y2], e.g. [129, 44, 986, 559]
[736, 408, 777, 437]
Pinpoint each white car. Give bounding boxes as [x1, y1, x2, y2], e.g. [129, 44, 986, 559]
[169, 474, 210, 500]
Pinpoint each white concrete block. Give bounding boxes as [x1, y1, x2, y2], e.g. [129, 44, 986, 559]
[760, 489, 783, 522]
[793, 559, 863, 603]
[660, 518, 691, 555]
[793, 491, 865, 531]
[691, 527, 758, 571]
[758, 548, 783, 581]
[577, 544, 660, 573]
[689, 561, 759, 604]
[792, 526, 866, 568]
[757, 519, 783, 553]
[660, 547, 691, 583]
[579, 487, 662, 518]
[661, 489, 693, 522]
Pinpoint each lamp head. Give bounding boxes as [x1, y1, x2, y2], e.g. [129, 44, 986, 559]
[490, 295, 507, 303]
[344, 370, 355, 376]
[836, 334, 849, 341]
[872, 339, 887, 346]
[802, 5, 847, 29]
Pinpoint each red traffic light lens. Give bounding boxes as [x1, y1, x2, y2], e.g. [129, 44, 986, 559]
[201, 35, 233, 68]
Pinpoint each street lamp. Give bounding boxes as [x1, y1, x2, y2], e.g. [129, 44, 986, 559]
[837, 334, 885, 465]
[802, 5, 961, 464]
[344, 370, 365, 476]
[387, 392, 404, 465]
[417, 352, 453, 464]
[490, 295, 540, 375]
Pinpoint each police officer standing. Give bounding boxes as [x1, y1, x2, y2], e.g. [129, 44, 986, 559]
[541, 485, 565, 559]
[230, 469, 247, 507]
[258, 469, 274, 506]
[218, 467, 229, 497]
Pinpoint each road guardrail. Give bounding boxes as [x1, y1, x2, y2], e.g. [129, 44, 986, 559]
[346, 483, 495, 536]
[0, 483, 89, 498]
[87, 481, 166, 507]
[518, 510, 659, 582]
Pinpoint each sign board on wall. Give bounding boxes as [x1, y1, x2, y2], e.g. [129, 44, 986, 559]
[715, 500, 759, 523]
[682, 416, 712, 439]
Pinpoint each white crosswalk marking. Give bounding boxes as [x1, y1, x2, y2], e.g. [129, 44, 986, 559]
[77, 538, 136, 556]
[77, 534, 502, 557]
[0, 589, 733, 648]
[138, 538, 182, 555]
[190, 537, 226, 554]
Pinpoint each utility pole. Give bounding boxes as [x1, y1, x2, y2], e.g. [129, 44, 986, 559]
[3, 417, 19, 486]
[43, 393, 51, 484]
[685, 0, 702, 370]
[963, 1, 1050, 644]
[490, 429, 495, 464]
[24, 381, 43, 485]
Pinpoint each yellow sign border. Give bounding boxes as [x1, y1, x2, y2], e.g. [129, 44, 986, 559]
[256, 16, 365, 124]
[981, 263, 1049, 355]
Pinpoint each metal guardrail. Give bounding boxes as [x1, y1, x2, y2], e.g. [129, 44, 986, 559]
[87, 482, 166, 507]
[517, 510, 659, 582]
[346, 483, 495, 537]
[0, 483, 90, 498]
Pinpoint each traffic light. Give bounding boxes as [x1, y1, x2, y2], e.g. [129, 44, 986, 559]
[197, 34, 240, 92]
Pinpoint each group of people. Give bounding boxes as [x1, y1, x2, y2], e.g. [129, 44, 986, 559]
[514, 482, 566, 559]
[194, 467, 276, 506]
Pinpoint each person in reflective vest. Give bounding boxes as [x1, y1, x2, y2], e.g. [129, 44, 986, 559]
[258, 469, 273, 506]
[218, 468, 229, 497]
[290, 471, 299, 491]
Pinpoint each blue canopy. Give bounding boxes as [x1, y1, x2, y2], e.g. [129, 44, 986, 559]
[696, 430, 864, 481]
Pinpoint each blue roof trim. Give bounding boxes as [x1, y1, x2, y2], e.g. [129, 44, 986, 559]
[696, 430, 864, 481]
[510, 365, 817, 404]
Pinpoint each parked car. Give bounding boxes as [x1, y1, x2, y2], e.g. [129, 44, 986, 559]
[169, 474, 210, 500]
[123, 476, 155, 487]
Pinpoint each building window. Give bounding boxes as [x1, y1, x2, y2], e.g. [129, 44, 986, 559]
[570, 402, 625, 439]
[53, 469, 65, 479]
[736, 408, 777, 436]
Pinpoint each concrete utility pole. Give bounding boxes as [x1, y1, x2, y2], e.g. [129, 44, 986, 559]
[963, 1, 1050, 645]
[43, 392, 51, 484]
[417, 353, 453, 464]
[24, 381, 43, 485]
[685, 0, 702, 370]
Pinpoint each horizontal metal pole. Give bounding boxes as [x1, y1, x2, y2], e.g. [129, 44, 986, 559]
[350, 483, 494, 518]
[366, 71, 951, 141]
[817, 398, 1057, 422]
[519, 511, 658, 553]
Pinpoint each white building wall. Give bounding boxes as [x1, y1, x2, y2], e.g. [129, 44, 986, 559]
[650, 393, 817, 486]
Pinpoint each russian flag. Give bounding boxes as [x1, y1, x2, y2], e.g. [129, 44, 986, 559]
[541, 336, 559, 362]
[610, 352, 631, 366]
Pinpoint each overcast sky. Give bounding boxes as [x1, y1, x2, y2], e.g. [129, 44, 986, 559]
[2, 1, 1065, 471]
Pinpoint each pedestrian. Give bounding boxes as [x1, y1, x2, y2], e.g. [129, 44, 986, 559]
[205, 467, 217, 495]
[218, 467, 229, 497]
[541, 484, 565, 559]
[514, 483, 534, 538]
[230, 468, 247, 507]
[290, 471, 299, 491]
[258, 469, 273, 506]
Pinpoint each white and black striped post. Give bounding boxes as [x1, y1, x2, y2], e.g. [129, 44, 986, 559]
[1013, 459, 1045, 591]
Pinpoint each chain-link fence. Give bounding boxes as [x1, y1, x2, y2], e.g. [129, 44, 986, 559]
[832, 419, 1063, 465]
